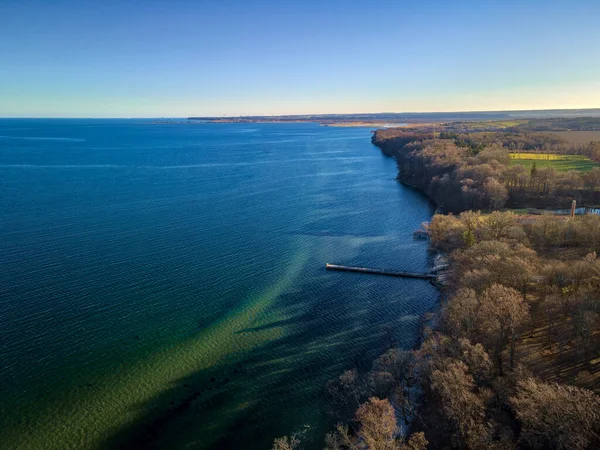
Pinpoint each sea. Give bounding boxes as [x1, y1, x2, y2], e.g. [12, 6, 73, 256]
[0, 120, 437, 449]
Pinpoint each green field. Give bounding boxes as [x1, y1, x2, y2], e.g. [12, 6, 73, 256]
[456, 120, 529, 131]
[509, 153, 599, 171]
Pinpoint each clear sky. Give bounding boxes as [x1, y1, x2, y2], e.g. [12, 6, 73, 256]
[1, 0, 599, 117]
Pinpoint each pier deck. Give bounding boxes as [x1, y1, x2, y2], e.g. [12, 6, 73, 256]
[325, 263, 436, 280]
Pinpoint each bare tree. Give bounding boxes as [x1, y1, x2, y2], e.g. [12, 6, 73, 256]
[402, 432, 428, 450]
[497, 255, 538, 301]
[482, 177, 508, 210]
[327, 369, 364, 418]
[458, 338, 493, 384]
[478, 284, 529, 373]
[511, 378, 600, 450]
[572, 309, 599, 366]
[481, 211, 517, 240]
[273, 435, 301, 450]
[445, 288, 479, 338]
[324, 424, 358, 450]
[430, 361, 488, 449]
[355, 398, 399, 450]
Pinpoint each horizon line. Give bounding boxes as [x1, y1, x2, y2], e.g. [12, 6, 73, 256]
[2, 106, 600, 120]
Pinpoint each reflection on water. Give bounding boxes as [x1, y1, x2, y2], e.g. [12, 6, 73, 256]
[554, 207, 600, 215]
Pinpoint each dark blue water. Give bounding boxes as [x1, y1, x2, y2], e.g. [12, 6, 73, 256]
[0, 120, 437, 449]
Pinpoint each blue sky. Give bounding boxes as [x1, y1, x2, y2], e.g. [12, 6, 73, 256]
[1, 0, 599, 117]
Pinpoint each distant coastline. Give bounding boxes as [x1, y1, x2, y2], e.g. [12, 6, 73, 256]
[185, 108, 600, 127]
[152, 119, 407, 128]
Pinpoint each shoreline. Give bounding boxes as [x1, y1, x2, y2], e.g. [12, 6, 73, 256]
[364, 123, 600, 449]
[373, 137, 445, 438]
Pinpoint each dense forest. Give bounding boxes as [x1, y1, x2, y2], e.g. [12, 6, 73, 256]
[273, 121, 600, 450]
[373, 127, 600, 212]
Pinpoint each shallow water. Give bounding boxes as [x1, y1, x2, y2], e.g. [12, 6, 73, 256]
[0, 120, 437, 449]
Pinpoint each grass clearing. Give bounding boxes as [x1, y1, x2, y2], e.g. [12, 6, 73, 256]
[509, 153, 600, 171]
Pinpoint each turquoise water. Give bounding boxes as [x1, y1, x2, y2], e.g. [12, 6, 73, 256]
[0, 120, 437, 449]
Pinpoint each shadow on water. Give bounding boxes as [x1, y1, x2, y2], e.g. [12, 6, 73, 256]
[99, 274, 433, 450]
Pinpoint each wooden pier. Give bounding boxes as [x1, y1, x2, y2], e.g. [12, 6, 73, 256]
[325, 263, 436, 280]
